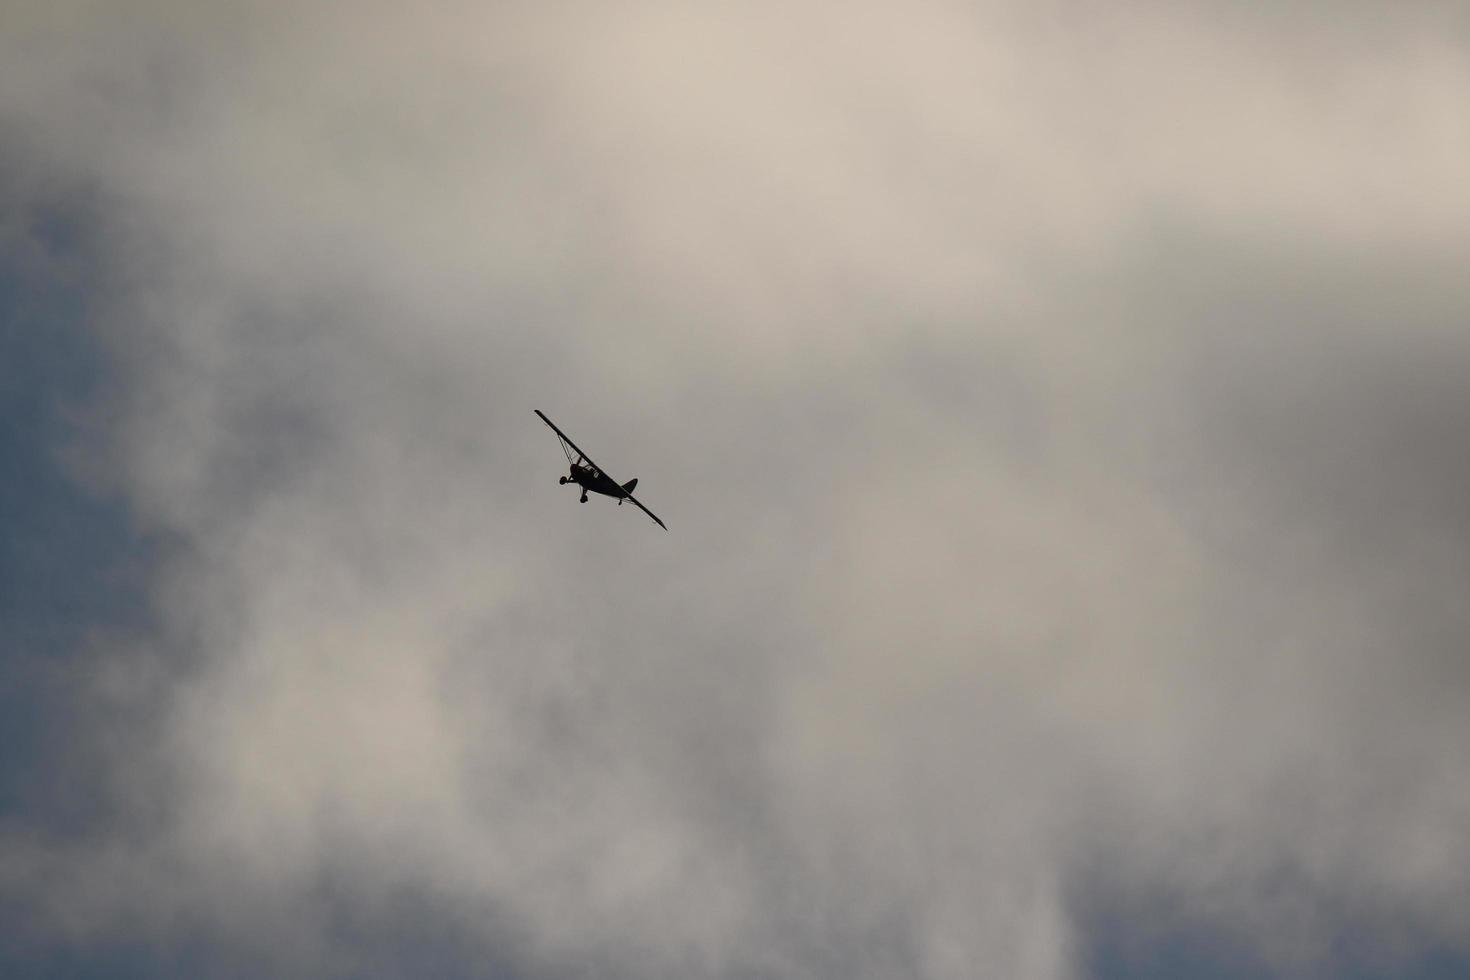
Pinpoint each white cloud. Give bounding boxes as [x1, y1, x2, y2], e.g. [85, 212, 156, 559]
[3, 2, 1469, 977]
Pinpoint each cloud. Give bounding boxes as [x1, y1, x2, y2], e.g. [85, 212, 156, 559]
[3, 2, 1469, 977]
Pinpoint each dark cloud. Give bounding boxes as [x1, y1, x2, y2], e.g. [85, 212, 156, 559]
[3, 3, 1469, 978]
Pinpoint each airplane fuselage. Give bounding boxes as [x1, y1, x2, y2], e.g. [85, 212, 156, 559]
[564, 463, 627, 500]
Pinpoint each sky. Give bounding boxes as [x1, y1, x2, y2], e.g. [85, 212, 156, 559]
[3, 2, 1470, 978]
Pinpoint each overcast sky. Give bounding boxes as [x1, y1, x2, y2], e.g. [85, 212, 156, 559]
[4, 2, 1470, 978]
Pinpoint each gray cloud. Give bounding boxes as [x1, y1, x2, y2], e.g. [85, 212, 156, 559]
[3, 2, 1469, 977]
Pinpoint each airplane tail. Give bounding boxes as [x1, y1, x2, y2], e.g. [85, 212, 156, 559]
[621, 477, 638, 494]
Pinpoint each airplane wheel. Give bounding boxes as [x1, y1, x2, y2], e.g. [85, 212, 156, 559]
[580, 495, 588, 503]
[559, 476, 567, 484]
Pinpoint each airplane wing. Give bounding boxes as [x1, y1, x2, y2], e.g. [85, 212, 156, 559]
[620, 492, 667, 531]
[535, 410, 668, 530]
[535, 409, 596, 470]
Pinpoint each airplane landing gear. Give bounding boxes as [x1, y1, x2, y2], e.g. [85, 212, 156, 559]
[580, 493, 589, 503]
[559, 476, 567, 484]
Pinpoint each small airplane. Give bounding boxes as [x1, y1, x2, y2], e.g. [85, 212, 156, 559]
[535, 409, 667, 530]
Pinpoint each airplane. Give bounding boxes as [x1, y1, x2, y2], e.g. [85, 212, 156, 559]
[535, 409, 667, 530]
